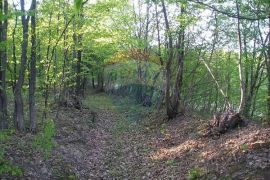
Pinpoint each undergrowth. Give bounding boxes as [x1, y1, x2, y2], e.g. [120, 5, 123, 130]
[0, 129, 23, 177]
[33, 119, 56, 157]
[187, 167, 203, 180]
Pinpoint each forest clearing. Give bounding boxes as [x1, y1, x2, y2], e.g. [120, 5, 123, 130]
[0, 0, 270, 179]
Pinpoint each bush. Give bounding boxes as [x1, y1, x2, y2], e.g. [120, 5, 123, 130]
[33, 119, 56, 157]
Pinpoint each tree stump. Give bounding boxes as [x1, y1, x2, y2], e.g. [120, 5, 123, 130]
[205, 110, 247, 137]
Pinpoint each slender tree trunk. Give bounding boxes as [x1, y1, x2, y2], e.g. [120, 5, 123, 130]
[12, 2, 18, 92]
[267, 17, 270, 121]
[43, 12, 53, 119]
[155, 3, 166, 110]
[161, 0, 175, 118]
[242, 31, 251, 117]
[53, 14, 60, 99]
[236, 0, 246, 115]
[14, 0, 31, 131]
[76, 34, 82, 96]
[97, 69, 104, 91]
[12, 14, 18, 128]
[0, 0, 8, 130]
[91, 71, 95, 89]
[172, 4, 185, 115]
[29, 0, 37, 133]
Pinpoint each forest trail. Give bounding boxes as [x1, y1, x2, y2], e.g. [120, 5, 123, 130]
[51, 92, 270, 179]
[2, 92, 270, 179]
[50, 92, 160, 179]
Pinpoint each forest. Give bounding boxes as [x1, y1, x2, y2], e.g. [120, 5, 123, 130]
[0, 0, 270, 179]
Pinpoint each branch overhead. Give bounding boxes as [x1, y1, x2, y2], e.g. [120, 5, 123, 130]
[190, 0, 269, 21]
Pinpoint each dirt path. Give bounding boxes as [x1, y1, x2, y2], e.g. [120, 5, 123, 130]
[53, 93, 270, 179]
[2, 93, 270, 179]
[50, 93, 154, 179]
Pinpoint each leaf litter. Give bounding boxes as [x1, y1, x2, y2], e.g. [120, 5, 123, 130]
[1, 93, 270, 179]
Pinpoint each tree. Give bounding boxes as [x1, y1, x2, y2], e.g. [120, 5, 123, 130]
[14, 0, 32, 131]
[29, 0, 37, 132]
[0, 0, 8, 130]
[236, 0, 247, 115]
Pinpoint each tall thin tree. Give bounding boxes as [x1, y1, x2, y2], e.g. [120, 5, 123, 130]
[29, 0, 37, 132]
[0, 0, 8, 130]
[14, 0, 31, 131]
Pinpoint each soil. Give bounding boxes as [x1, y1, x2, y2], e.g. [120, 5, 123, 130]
[1, 93, 270, 179]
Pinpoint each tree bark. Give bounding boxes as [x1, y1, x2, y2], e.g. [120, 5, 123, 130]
[43, 12, 53, 119]
[172, 4, 185, 115]
[76, 34, 82, 96]
[14, 0, 31, 131]
[91, 71, 95, 89]
[0, 0, 8, 130]
[29, 0, 37, 133]
[161, 0, 175, 118]
[236, 0, 246, 115]
[267, 16, 270, 121]
[12, 2, 18, 92]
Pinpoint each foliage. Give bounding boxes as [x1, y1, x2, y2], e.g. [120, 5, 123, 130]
[0, 130, 23, 177]
[187, 167, 203, 180]
[0, 129, 15, 142]
[0, 156, 23, 177]
[74, 0, 83, 12]
[33, 119, 56, 157]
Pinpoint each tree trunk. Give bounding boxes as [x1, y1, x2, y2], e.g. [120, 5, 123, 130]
[161, 0, 175, 119]
[76, 34, 82, 96]
[29, 0, 37, 133]
[0, 0, 8, 130]
[43, 12, 53, 119]
[12, 2, 18, 92]
[172, 4, 185, 115]
[91, 71, 95, 89]
[236, 0, 246, 115]
[14, 0, 31, 131]
[97, 69, 104, 91]
[267, 17, 270, 121]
